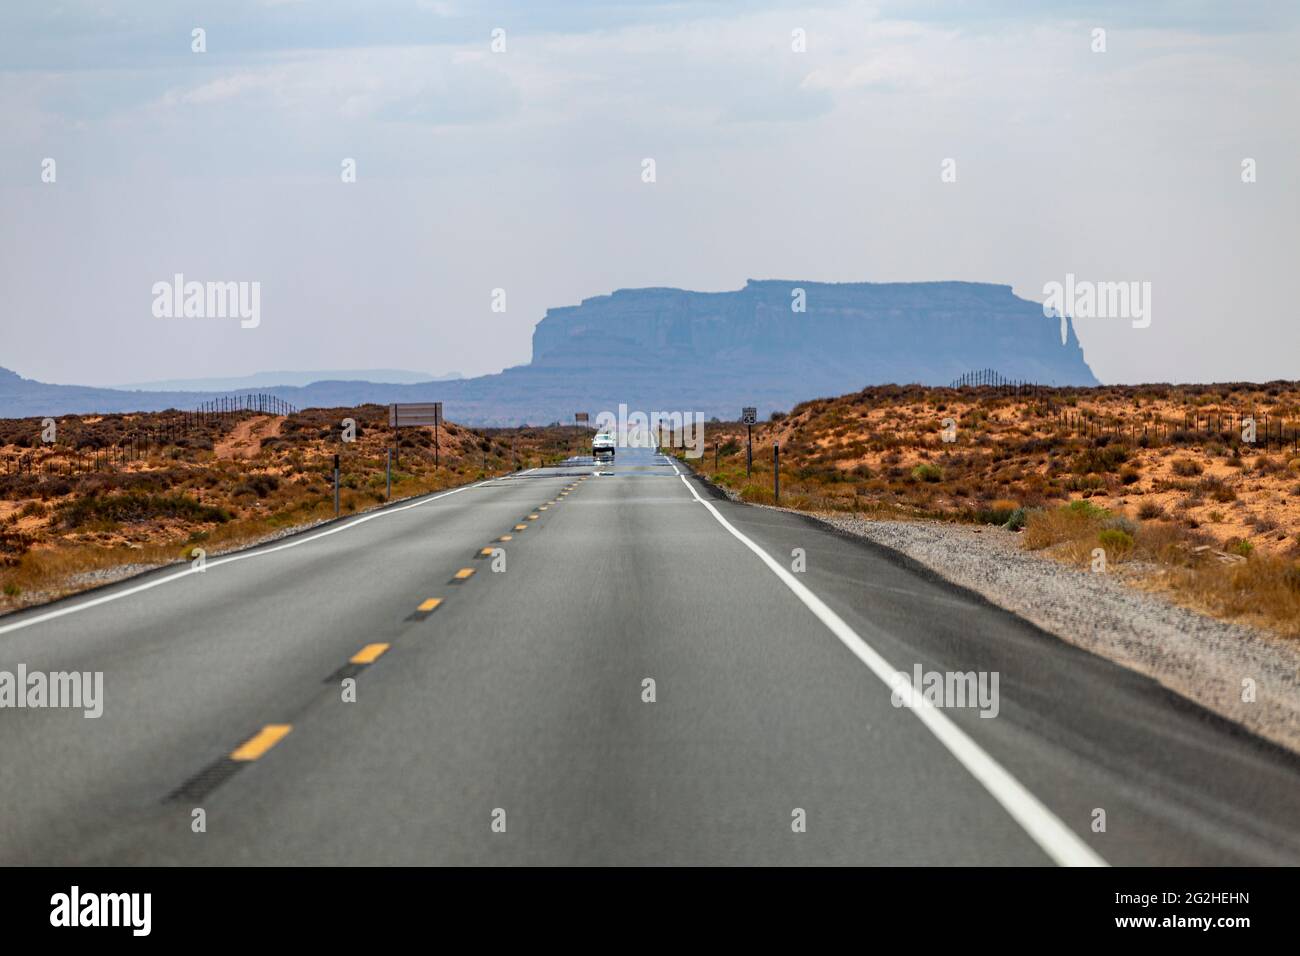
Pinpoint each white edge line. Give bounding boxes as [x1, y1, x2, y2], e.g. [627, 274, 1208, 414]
[666, 458, 1107, 868]
[0, 480, 491, 637]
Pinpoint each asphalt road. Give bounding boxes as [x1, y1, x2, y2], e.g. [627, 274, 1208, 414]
[1, 446, 1297, 865]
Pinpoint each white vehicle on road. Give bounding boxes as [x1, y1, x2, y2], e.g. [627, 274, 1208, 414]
[592, 430, 616, 459]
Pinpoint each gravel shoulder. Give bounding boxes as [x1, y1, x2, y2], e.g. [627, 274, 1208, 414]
[803, 511, 1300, 755]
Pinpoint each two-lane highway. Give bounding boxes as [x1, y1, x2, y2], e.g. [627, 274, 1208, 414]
[1, 447, 1297, 864]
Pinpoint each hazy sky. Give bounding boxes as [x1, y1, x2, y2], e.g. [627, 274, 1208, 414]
[2, 1, 1297, 387]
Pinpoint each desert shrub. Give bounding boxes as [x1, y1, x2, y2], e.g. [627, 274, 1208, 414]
[1120, 468, 1140, 485]
[1132, 520, 1185, 562]
[1201, 477, 1237, 503]
[17, 501, 47, 519]
[1248, 514, 1280, 534]
[1071, 446, 1128, 475]
[1171, 458, 1202, 477]
[1023, 500, 1108, 550]
[1067, 499, 1109, 519]
[911, 463, 943, 483]
[1101, 514, 1138, 537]
[0, 474, 44, 500]
[973, 498, 1021, 527]
[1137, 501, 1164, 520]
[1098, 528, 1134, 559]
[56, 493, 231, 529]
[1229, 539, 1254, 557]
[38, 477, 74, 499]
[235, 473, 281, 498]
[1283, 563, 1300, 593]
[89, 469, 184, 494]
[0, 527, 34, 565]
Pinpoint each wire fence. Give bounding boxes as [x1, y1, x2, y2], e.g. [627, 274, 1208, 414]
[194, 393, 295, 418]
[950, 369, 1047, 397]
[1046, 405, 1298, 451]
[945, 372, 1297, 452]
[3, 393, 298, 477]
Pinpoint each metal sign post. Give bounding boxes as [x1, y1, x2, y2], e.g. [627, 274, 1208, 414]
[742, 407, 757, 477]
[773, 442, 780, 503]
[390, 406, 398, 468]
[333, 453, 340, 517]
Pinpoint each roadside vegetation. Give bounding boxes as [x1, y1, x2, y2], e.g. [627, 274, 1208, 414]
[0, 405, 587, 611]
[671, 381, 1300, 637]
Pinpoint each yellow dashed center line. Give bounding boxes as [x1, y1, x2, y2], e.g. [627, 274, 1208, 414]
[350, 642, 390, 664]
[231, 724, 292, 762]
[514, 524, 527, 531]
[454, 568, 475, 580]
[480, 546, 494, 556]
[499, 534, 513, 541]
[527, 514, 539, 520]
[417, 598, 442, 612]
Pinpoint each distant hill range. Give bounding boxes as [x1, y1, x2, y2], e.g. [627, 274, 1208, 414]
[0, 280, 1097, 423]
[115, 369, 461, 391]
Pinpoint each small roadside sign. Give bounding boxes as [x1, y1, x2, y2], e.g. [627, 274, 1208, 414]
[741, 407, 757, 426]
[575, 412, 589, 423]
[389, 402, 443, 470]
[389, 402, 441, 428]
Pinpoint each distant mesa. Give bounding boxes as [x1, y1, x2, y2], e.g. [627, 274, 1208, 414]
[0, 279, 1096, 422]
[429, 278, 1097, 422]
